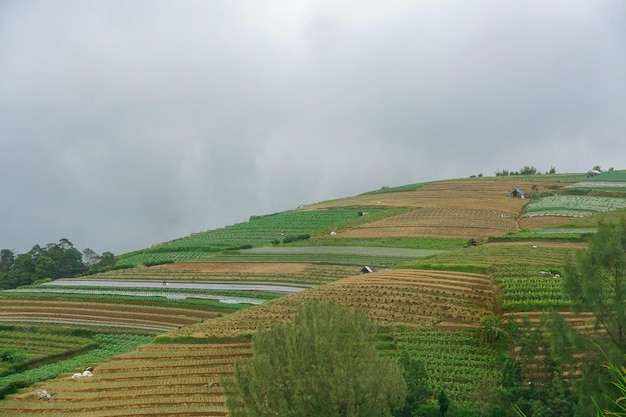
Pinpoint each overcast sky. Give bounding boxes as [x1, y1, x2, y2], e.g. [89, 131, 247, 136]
[1, 0, 624, 255]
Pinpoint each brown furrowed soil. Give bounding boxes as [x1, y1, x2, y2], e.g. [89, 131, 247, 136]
[3, 343, 250, 416]
[303, 180, 572, 210]
[306, 180, 578, 239]
[518, 215, 578, 229]
[0, 298, 210, 330]
[170, 269, 497, 339]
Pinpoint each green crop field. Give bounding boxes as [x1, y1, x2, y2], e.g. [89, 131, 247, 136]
[391, 328, 500, 408]
[524, 195, 626, 217]
[115, 207, 407, 267]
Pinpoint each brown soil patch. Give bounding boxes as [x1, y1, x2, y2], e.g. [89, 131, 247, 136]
[154, 262, 311, 274]
[519, 216, 577, 229]
[336, 226, 512, 239]
[302, 180, 574, 210]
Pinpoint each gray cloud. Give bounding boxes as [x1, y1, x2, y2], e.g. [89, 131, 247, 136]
[1, 0, 624, 254]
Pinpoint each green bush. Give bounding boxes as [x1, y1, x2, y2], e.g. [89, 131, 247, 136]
[0, 379, 28, 400]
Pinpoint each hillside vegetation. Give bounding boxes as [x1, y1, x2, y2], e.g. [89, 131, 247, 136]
[1, 171, 626, 416]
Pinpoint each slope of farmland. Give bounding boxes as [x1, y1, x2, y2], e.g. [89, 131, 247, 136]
[0, 343, 250, 417]
[306, 179, 579, 239]
[3, 171, 626, 416]
[166, 269, 497, 339]
[0, 298, 212, 331]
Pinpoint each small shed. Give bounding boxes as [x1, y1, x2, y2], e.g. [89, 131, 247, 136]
[361, 266, 374, 274]
[587, 169, 601, 178]
[507, 188, 527, 199]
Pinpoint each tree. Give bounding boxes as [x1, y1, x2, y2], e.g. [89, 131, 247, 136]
[0, 249, 15, 273]
[224, 301, 406, 417]
[560, 218, 626, 415]
[563, 218, 626, 352]
[393, 352, 431, 417]
[82, 248, 100, 266]
[437, 390, 450, 416]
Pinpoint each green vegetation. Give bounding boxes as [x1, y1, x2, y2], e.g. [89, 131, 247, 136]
[0, 332, 152, 399]
[0, 239, 115, 290]
[224, 301, 406, 417]
[0, 326, 97, 377]
[115, 208, 403, 267]
[559, 218, 626, 415]
[391, 328, 500, 409]
[294, 237, 467, 250]
[524, 196, 626, 218]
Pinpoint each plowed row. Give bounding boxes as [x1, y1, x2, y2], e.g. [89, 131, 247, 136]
[1, 343, 251, 417]
[90, 263, 357, 285]
[172, 269, 497, 339]
[337, 207, 519, 239]
[0, 298, 211, 331]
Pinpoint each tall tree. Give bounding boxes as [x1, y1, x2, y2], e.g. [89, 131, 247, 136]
[563, 218, 626, 351]
[560, 217, 626, 415]
[0, 249, 15, 273]
[224, 301, 406, 417]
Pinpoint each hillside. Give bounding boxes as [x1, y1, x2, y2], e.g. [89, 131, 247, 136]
[1, 171, 626, 416]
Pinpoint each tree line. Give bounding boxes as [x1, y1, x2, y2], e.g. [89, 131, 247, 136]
[0, 238, 115, 289]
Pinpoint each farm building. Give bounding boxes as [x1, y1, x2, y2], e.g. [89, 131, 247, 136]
[587, 169, 601, 177]
[361, 266, 374, 274]
[507, 188, 527, 198]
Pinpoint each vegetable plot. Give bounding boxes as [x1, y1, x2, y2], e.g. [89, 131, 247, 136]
[524, 195, 626, 218]
[0, 342, 250, 416]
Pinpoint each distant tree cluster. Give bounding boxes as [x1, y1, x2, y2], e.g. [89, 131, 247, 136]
[494, 166, 556, 176]
[0, 239, 115, 289]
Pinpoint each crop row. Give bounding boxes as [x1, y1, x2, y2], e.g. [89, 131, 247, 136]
[135, 208, 394, 250]
[367, 207, 519, 230]
[6, 287, 268, 305]
[169, 269, 496, 339]
[208, 252, 418, 267]
[0, 333, 153, 404]
[90, 263, 359, 286]
[422, 244, 574, 269]
[0, 298, 210, 330]
[524, 195, 626, 217]
[391, 328, 500, 408]
[0, 342, 245, 416]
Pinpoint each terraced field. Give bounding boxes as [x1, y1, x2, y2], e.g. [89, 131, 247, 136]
[2, 173, 625, 416]
[0, 343, 250, 417]
[87, 262, 359, 285]
[168, 269, 497, 339]
[0, 298, 211, 331]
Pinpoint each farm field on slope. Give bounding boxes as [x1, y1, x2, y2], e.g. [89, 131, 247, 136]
[0, 342, 248, 417]
[307, 179, 578, 239]
[167, 269, 497, 339]
[87, 262, 360, 285]
[2, 172, 626, 416]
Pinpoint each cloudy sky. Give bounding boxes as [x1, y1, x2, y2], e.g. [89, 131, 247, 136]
[1, 0, 624, 255]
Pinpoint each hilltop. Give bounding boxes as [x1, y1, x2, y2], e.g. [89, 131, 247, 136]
[1, 170, 626, 416]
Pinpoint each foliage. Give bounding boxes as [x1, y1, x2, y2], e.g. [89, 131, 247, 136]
[0, 333, 152, 398]
[224, 301, 406, 417]
[595, 355, 626, 416]
[558, 218, 626, 414]
[393, 352, 432, 417]
[0, 239, 114, 289]
[563, 218, 626, 350]
[500, 315, 574, 417]
[391, 329, 501, 409]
